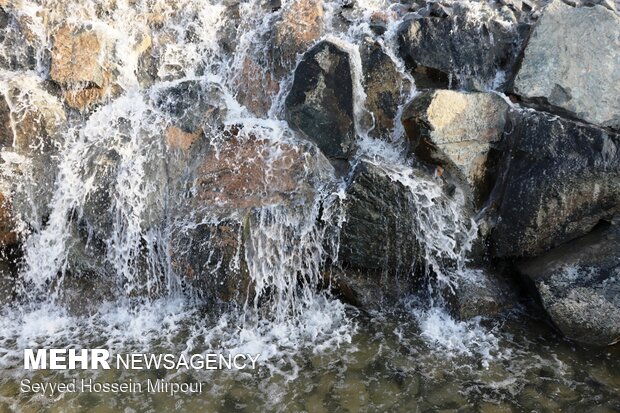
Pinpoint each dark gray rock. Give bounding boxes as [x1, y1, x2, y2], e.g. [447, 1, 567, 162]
[285, 41, 355, 160]
[517, 222, 620, 346]
[0, 8, 38, 71]
[397, 2, 529, 91]
[339, 160, 422, 277]
[360, 37, 410, 140]
[491, 108, 620, 257]
[334, 160, 423, 308]
[447, 270, 517, 320]
[170, 218, 253, 303]
[154, 80, 227, 133]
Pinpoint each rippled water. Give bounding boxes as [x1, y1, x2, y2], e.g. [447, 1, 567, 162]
[1, 300, 619, 412]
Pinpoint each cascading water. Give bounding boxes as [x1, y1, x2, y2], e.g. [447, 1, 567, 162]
[1, 0, 618, 411]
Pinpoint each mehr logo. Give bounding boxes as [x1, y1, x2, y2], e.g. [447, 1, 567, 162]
[24, 349, 111, 370]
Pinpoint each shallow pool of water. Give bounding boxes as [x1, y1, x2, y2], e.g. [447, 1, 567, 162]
[1, 298, 618, 413]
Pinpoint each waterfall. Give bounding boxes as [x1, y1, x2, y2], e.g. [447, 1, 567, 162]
[2, 0, 485, 363]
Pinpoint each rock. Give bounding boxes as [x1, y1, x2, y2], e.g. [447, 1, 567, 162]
[0, 7, 38, 71]
[194, 133, 326, 211]
[513, 0, 620, 130]
[397, 2, 528, 91]
[360, 37, 410, 139]
[448, 270, 516, 320]
[286, 41, 355, 160]
[517, 222, 620, 346]
[170, 218, 253, 303]
[333, 160, 422, 308]
[402, 90, 509, 206]
[51, 24, 107, 86]
[234, 56, 280, 117]
[50, 24, 113, 110]
[490, 108, 620, 257]
[170, 130, 333, 302]
[0, 193, 17, 247]
[164, 127, 201, 151]
[0, 72, 66, 224]
[270, 0, 324, 78]
[154, 80, 227, 133]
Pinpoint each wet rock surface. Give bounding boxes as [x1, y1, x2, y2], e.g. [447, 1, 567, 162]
[517, 222, 620, 346]
[397, 1, 530, 91]
[50, 23, 114, 110]
[402, 90, 509, 206]
[513, 0, 620, 130]
[0, 72, 66, 225]
[360, 38, 410, 139]
[490, 108, 620, 258]
[286, 41, 355, 160]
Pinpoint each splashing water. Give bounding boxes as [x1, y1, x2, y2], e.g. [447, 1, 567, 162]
[1, 4, 605, 411]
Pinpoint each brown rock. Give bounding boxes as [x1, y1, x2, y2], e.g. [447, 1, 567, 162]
[165, 126, 201, 151]
[271, 0, 324, 77]
[50, 24, 106, 87]
[196, 135, 310, 210]
[360, 37, 410, 139]
[50, 24, 114, 110]
[0, 192, 17, 247]
[0, 73, 66, 153]
[235, 57, 280, 117]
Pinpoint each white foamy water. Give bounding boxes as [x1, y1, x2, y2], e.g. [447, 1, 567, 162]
[0, 0, 503, 375]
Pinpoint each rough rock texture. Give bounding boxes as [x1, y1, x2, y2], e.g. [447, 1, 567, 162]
[195, 136, 324, 210]
[286, 41, 355, 159]
[50, 24, 113, 110]
[0, 193, 17, 247]
[170, 130, 333, 302]
[234, 56, 280, 117]
[397, 1, 529, 91]
[170, 218, 253, 303]
[402, 90, 509, 205]
[448, 270, 516, 320]
[0, 6, 38, 71]
[270, 0, 324, 78]
[335, 160, 423, 308]
[491, 109, 620, 257]
[513, 0, 620, 130]
[155, 80, 227, 133]
[360, 37, 410, 139]
[517, 222, 620, 346]
[0, 73, 66, 223]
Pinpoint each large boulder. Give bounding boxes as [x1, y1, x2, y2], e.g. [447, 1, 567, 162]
[339, 160, 422, 279]
[285, 41, 355, 160]
[360, 37, 410, 140]
[402, 90, 509, 206]
[397, 1, 529, 91]
[170, 130, 334, 302]
[335, 159, 475, 309]
[490, 108, 620, 257]
[517, 222, 620, 346]
[512, 0, 620, 130]
[50, 23, 115, 110]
